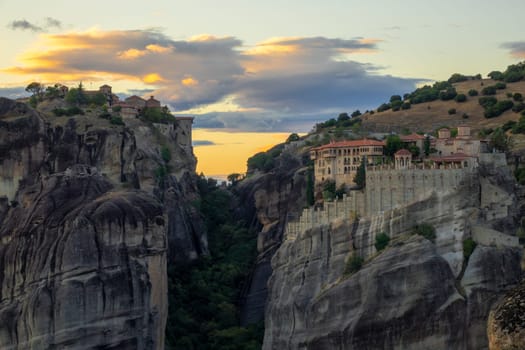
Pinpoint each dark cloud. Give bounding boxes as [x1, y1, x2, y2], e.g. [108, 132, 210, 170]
[501, 41, 525, 58]
[2, 30, 422, 132]
[7, 17, 62, 32]
[193, 140, 217, 146]
[7, 19, 42, 32]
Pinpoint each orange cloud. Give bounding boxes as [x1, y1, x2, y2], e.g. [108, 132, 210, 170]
[117, 48, 147, 60]
[182, 76, 199, 86]
[143, 73, 164, 84]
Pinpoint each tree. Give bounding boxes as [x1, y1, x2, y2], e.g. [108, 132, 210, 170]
[423, 135, 431, 156]
[45, 85, 61, 99]
[488, 71, 504, 80]
[227, 173, 241, 185]
[455, 94, 467, 102]
[306, 167, 315, 206]
[286, 133, 300, 143]
[385, 134, 402, 157]
[351, 110, 362, 118]
[25, 82, 44, 100]
[489, 127, 513, 153]
[390, 95, 402, 103]
[468, 89, 478, 96]
[65, 82, 87, 106]
[353, 157, 366, 189]
[448, 73, 468, 83]
[337, 113, 350, 122]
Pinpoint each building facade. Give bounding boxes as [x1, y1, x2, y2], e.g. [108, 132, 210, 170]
[310, 139, 385, 187]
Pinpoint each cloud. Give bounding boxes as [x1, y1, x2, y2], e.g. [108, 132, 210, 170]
[44, 17, 62, 29]
[501, 41, 525, 58]
[7, 17, 62, 32]
[7, 19, 42, 32]
[193, 140, 217, 146]
[1, 29, 421, 131]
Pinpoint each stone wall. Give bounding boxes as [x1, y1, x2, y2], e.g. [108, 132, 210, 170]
[366, 165, 476, 214]
[286, 164, 477, 239]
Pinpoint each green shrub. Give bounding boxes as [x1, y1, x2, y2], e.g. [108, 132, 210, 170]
[112, 105, 122, 112]
[377, 103, 391, 112]
[512, 102, 525, 113]
[482, 86, 497, 95]
[110, 116, 124, 125]
[479, 96, 498, 108]
[448, 73, 469, 83]
[161, 146, 171, 163]
[495, 82, 507, 90]
[468, 89, 478, 96]
[439, 87, 457, 101]
[488, 71, 504, 80]
[463, 238, 477, 259]
[462, 113, 469, 119]
[29, 95, 38, 108]
[390, 95, 402, 103]
[98, 112, 111, 119]
[391, 100, 403, 111]
[448, 108, 456, 115]
[401, 102, 411, 110]
[413, 223, 436, 242]
[484, 100, 514, 118]
[344, 254, 364, 275]
[52, 106, 84, 116]
[513, 93, 523, 102]
[374, 232, 390, 251]
[502, 120, 517, 132]
[455, 94, 467, 102]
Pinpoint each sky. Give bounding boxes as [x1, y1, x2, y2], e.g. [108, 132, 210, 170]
[1, 0, 525, 178]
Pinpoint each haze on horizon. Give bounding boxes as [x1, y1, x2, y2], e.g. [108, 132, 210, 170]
[1, 0, 525, 177]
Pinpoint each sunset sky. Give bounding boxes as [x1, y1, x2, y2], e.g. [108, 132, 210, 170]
[1, 0, 525, 178]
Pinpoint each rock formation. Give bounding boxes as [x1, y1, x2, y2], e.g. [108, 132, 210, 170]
[0, 97, 206, 348]
[262, 149, 523, 349]
[488, 280, 525, 350]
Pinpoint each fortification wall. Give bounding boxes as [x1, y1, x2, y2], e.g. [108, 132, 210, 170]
[366, 166, 476, 214]
[285, 191, 364, 239]
[286, 164, 477, 240]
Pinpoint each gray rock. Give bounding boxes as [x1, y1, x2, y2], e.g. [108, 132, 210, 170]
[0, 165, 167, 349]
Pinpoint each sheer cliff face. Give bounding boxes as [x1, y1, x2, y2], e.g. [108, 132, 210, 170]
[0, 98, 205, 349]
[236, 145, 309, 325]
[0, 166, 167, 349]
[263, 158, 523, 349]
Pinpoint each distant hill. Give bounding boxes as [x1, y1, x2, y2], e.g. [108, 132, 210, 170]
[361, 79, 525, 134]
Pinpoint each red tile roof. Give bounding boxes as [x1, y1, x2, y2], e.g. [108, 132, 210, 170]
[400, 133, 425, 141]
[395, 149, 412, 156]
[313, 139, 384, 150]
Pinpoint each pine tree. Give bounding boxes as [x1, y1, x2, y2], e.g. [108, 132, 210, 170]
[354, 157, 366, 188]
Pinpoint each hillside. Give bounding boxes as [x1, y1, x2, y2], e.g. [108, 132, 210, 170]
[361, 79, 525, 134]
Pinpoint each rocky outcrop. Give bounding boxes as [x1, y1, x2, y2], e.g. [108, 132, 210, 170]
[0, 165, 167, 349]
[0, 97, 207, 262]
[488, 280, 525, 350]
[0, 97, 206, 348]
[263, 158, 522, 349]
